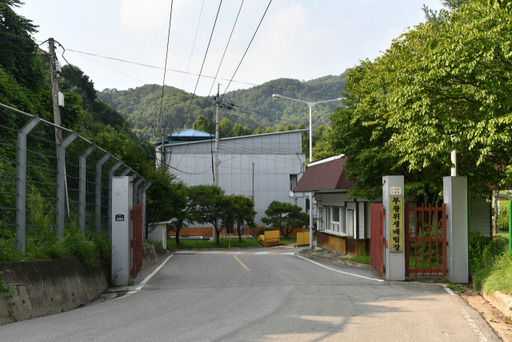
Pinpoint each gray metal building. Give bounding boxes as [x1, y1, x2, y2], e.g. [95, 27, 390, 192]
[160, 130, 307, 225]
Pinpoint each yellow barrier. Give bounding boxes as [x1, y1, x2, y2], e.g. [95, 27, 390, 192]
[296, 231, 310, 246]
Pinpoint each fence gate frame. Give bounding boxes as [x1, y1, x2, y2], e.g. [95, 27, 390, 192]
[404, 203, 447, 277]
[131, 203, 143, 279]
[370, 203, 385, 276]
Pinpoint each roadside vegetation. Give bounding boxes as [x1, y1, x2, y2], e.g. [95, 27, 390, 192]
[167, 237, 261, 251]
[469, 232, 512, 295]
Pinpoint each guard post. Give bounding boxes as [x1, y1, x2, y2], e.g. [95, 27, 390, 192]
[111, 176, 133, 286]
[383, 175, 405, 281]
[443, 176, 469, 283]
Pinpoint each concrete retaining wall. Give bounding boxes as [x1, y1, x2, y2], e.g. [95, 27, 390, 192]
[0, 244, 169, 326]
[0, 257, 108, 325]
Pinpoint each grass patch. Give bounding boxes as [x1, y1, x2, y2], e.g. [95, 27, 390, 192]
[481, 253, 512, 295]
[168, 237, 262, 251]
[280, 237, 296, 245]
[348, 255, 370, 265]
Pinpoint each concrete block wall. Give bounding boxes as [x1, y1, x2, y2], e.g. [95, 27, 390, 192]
[0, 257, 108, 325]
[0, 245, 169, 325]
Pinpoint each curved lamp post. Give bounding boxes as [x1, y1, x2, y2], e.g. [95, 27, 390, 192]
[272, 94, 341, 248]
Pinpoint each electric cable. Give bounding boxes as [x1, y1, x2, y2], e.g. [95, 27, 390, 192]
[220, 0, 273, 100]
[184, 0, 224, 117]
[181, 0, 206, 90]
[158, 0, 175, 149]
[207, 0, 245, 97]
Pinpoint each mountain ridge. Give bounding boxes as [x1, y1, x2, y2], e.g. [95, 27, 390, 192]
[98, 72, 347, 142]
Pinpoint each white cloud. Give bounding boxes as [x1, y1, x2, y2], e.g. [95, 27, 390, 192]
[120, 0, 171, 28]
[239, 4, 335, 84]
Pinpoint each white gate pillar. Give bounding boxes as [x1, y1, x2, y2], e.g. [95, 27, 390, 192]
[111, 176, 134, 286]
[383, 175, 405, 281]
[443, 176, 469, 283]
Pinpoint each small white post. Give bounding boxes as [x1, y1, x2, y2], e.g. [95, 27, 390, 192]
[111, 176, 134, 286]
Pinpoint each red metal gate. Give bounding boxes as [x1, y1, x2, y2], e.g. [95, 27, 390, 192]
[131, 204, 143, 278]
[370, 203, 385, 276]
[405, 204, 447, 277]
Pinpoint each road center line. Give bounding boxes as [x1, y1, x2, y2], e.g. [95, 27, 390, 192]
[233, 255, 250, 271]
[295, 255, 385, 283]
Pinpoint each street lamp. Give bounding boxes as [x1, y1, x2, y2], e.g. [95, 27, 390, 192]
[272, 93, 341, 248]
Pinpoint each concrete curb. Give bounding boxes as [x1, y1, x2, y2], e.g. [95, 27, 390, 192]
[483, 291, 512, 320]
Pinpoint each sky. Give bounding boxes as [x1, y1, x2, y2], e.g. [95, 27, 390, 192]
[16, 0, 443, 97]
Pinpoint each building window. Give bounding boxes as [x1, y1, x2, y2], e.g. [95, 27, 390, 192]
[318, 207, 324, 230]
[347, 209, 354, 237]
[324, 206, 347, 236]
[289, 174, 298, 191]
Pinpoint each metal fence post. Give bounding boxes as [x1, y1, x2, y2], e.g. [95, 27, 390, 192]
[16, 117, 41, 252]
[133, 178, 143, 206]
[79, 144, 96, 233]
[108, 161, 124, 233]
[56, 132, 78, 238]
[121, 167, 133, 176]
[95, 153, 111, 233]
[142, 182, 152, 240]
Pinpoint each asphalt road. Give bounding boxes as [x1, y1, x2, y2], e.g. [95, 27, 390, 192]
[0, 247, 500, 342]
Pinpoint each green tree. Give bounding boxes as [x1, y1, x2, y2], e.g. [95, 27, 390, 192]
[312, 125, 335, 161]
[243, 126, 252, 136]
[0, 0, 45, 92]
[233, 123, 244, 137]
[220, 194, 237, 235]
[188, 185, 226, 244]
[232, 195, 256, 242]
[331, 0, 512, 202]
[192, 114, 213, 134]
[165, 182, 190, 245]
[261, 201, 308, 238]
[219, 117, 234, 138]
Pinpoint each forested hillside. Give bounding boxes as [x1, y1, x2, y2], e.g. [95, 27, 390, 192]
[0, 0, 181, 224]
[98, 74, 347, 142]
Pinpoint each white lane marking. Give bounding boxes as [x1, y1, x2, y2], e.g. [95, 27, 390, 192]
[443, 285, 488, 342]
[116, 254, 174, 300]
[295, 255, 385, 283]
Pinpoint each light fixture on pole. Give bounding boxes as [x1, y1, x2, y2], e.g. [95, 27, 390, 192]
[272, 93, 341, 249]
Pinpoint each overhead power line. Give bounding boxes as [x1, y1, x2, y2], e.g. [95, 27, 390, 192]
[159, 0, 175, 157]
[66, 48, 258, 88]
[184, 0, 224, 116]
[207, 0, 245, 97]
[220, 0, 273, 100]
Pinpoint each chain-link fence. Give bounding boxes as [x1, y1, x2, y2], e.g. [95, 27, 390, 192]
[0, 102, 149, 253]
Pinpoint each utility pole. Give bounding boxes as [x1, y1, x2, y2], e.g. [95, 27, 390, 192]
[48, 38, 62, 145]
[214, 84, 220, 187]
[213, 84, 221, 243]
[160, 123, 166, 168]
[49, 38, 70, 217]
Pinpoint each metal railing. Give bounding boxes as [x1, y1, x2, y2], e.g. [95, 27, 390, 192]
[0, 102, 150, 252]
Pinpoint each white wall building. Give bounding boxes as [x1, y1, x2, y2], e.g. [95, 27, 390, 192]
[159, 129, 307, 225]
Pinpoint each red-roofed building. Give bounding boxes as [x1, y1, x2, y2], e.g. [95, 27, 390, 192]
[294, 155, 372, 255]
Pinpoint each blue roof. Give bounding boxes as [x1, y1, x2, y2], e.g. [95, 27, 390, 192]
[170, 129, 213, 138]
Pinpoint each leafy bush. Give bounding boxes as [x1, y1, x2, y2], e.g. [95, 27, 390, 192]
[468, 231, 491, 272]
[496, 201, 510, 232]
[470, 233, 509, 292]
